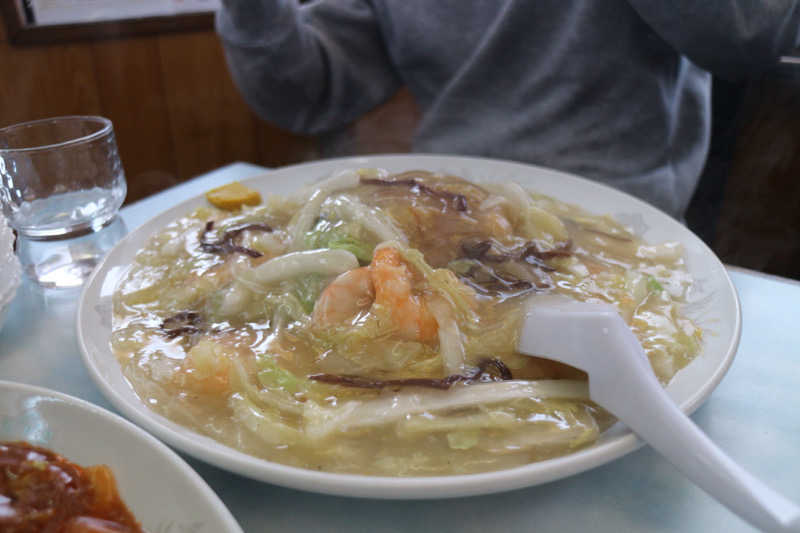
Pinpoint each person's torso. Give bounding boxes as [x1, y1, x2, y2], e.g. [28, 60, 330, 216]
[369, 0, 710, 217]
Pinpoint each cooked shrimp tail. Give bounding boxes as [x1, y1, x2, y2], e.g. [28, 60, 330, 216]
[311, 246, 438, 342]
[370, 246, 438, 342]
[312, 267, 374, 327]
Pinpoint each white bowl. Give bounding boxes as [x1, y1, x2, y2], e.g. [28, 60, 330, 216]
[0, 380, 243, 532]
[77, 154, 741, 499]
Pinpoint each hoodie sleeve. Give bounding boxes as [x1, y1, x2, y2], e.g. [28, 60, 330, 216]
[626, 1, 800, 80]
[216, 0, 402, 134]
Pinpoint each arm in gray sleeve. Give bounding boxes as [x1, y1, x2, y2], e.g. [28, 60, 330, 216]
[626, 1, 800, 79]
[216, 0, 402, 134]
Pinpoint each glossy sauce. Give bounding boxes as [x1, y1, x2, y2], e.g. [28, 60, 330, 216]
[0, 441, 142, 533]
[111, 170, 701, 476]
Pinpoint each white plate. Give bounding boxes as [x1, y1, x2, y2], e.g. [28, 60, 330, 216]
[77, 154, 741, 499]
[0, 380, 243, 533]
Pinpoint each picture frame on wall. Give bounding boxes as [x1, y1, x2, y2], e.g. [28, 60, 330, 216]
[1, 0, 218, 45]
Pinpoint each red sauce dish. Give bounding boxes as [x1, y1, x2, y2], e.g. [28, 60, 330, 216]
[0, 441, 143, 533]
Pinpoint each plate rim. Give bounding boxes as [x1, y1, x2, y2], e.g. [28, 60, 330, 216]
[77, 153, 742, 499]
[0, 379, 244, 532]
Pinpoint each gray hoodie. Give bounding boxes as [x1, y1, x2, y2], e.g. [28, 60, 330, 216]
[217, 0, 800, 218]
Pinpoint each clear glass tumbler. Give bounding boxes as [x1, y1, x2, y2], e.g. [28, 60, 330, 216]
[0, 116, 128, 288]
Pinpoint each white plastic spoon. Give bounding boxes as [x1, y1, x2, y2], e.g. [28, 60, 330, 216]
[519, 294, 800, 533]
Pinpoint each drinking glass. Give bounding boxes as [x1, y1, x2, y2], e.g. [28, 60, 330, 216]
[0, 116, 127, 288]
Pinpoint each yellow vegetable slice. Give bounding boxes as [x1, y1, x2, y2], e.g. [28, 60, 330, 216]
[205, 181, 262, 210]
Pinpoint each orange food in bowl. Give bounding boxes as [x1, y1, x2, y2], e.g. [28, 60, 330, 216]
[0, 441, 143, 533]
[205, 181, 262, 210]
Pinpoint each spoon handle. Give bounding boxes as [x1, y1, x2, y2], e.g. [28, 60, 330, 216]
[594, 327, 800, 533]
[520, 296, 799, 531]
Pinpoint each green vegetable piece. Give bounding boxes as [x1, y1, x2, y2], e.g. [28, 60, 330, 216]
[305, 219, 333, 249]
[258, 357, 303, 393]
[294, 274, 328, 314]
[327, 235, 373, 263]
[446, 258, 478, 276]
[266, 292, 311, 323]
[305, 219, 374, 264]
[647, 275, 663, 292]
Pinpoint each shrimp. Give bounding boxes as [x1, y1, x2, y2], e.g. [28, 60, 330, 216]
[312, 247, 439, 342]
[312, 267, 374, 327]
[370, 247, 438, 342]
[174, 337, 239, 396]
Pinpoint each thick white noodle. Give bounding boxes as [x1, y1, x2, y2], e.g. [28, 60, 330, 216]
[491, 181, 531, 215]
[490, 181, 569, 242]
[427, 296, 466, 375]
[325, 195, 408, 244]
[288, 170, 360, 250]
[244, 249, 359, 289]
[304, 379, 590, 439]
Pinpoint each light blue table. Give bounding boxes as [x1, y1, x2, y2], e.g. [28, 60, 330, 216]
[1, 162, 798, 533]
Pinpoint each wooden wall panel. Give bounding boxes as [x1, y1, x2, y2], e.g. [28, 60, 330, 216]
[0, 21, 102, 125]
[255, 120, 318, 168]
[1, 19, 318, 204]
[90, 38, 179, 202]
[157, 31, 260, 181]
